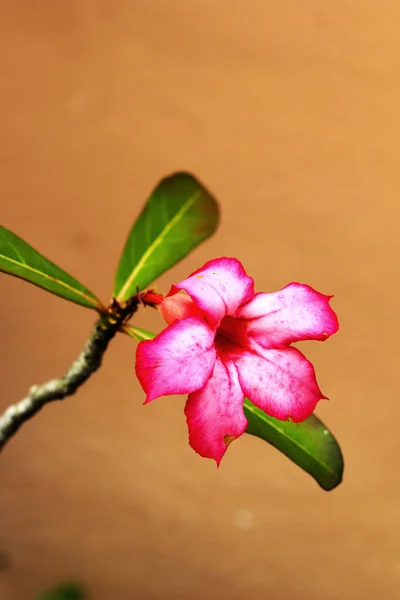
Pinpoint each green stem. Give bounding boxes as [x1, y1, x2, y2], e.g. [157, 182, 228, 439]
[0, 298, 138, 453]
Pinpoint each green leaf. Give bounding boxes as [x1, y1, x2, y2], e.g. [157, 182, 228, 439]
[244, 399, 343, 491]
[123, 324, 155, 341]
[113, 172, 219, 301]
[127, 329, 343, 490]
[37, 582, 86, 600]
[0, 225, 102, 310]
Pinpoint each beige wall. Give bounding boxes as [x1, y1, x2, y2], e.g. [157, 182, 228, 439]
[1, 1, 400, 598]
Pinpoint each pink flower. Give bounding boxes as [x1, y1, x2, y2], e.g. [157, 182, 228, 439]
[135, 258, 339, 465]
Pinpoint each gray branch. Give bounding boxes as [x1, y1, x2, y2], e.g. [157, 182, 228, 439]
[0, 301, 137, 452]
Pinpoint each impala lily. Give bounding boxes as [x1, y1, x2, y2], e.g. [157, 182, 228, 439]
[136, 258, 338, 464]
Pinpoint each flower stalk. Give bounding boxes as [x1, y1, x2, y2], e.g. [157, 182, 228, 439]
[0, 296, 141, 453]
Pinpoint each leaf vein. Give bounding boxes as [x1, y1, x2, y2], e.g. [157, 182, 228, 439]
[116, 191, 201, 300]
[0, 253, 97, 307]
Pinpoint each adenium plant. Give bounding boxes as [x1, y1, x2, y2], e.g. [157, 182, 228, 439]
[0, 172, 343, 490]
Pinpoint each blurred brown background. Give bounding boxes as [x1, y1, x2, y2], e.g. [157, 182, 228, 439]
[1, 1, 399, 598]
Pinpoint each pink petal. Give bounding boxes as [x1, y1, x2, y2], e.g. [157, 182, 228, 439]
[166, 257, 254, 329]
[235, 345, 325, 422]
[237, 283, 339, 348]
[184, 358, 248, 465]
[161, 292, 205, 325]
[135, 317, 216, 403]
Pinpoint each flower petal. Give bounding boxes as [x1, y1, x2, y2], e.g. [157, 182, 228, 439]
[161, 292, 205, 325]
[166, 257, 254, 328]
[237, 283, 339, 348]
[235, 345, 325, 422]
[184, 358, 248, 465]
[135, 317, 216, 403]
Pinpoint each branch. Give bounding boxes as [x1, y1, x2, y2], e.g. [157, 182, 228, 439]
[0, 299, 139, 452]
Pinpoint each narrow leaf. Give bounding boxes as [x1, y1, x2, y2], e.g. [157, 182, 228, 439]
[123, 324, 155, 341]
[128, 329, 343, 490]
[0, 225, 102, 310]
[113, 172, 219, 301]
[244, 399, 343, 491]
